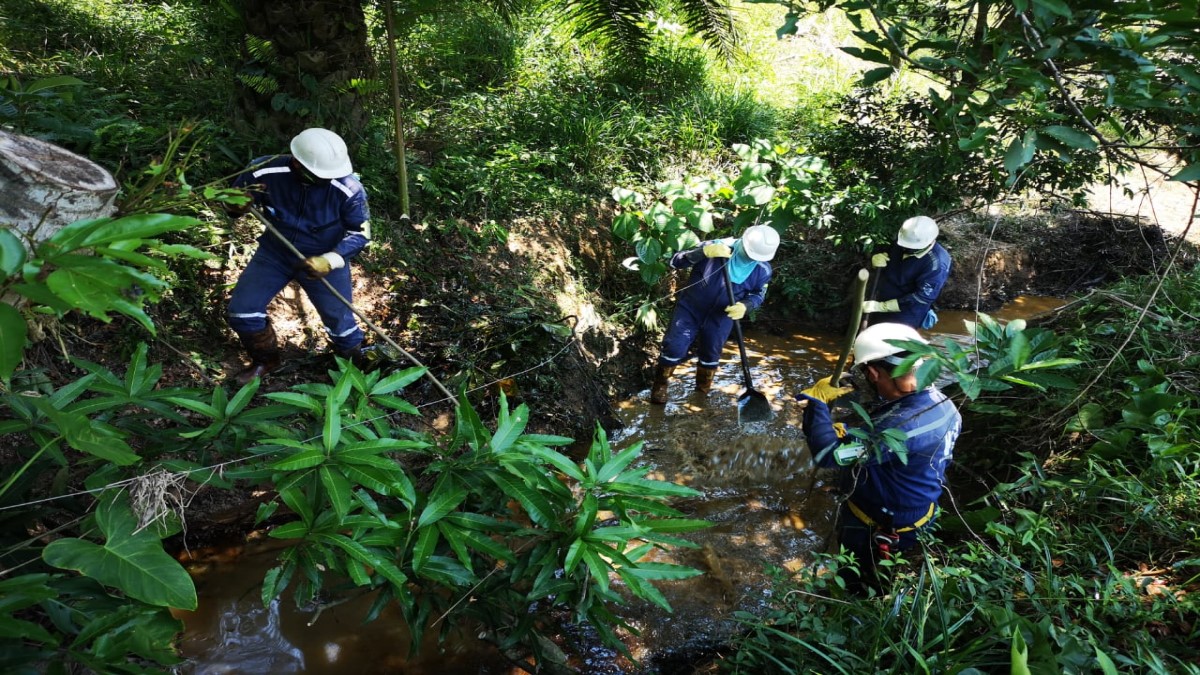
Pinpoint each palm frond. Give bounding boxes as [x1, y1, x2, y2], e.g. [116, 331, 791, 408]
[672, 0, 738, 59]
[557, 0, 655, 62]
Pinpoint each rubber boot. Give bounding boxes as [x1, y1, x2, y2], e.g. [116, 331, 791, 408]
[695, 366, 717, 394]
[650, 365, 675, 405]
[235, 324, 281, 385]
[332, 344, 370, 370]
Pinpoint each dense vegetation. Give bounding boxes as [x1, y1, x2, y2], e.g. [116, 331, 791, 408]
[1, 0, 1198, 673]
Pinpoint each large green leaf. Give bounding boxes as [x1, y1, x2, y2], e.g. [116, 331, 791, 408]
[0, 228, 26, 279]
[43, 494, 197, 609]
[0, 302, 28, 380]
[30, 398, 139, 465]
[1041, 125, 1097, 150]
[1168, 162, 1200, 182]
[62, 214, 200, 250]
[418, 479, 468, 528]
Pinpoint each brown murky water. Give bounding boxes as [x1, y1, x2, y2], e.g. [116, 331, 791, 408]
[178, 297, 1065, 672]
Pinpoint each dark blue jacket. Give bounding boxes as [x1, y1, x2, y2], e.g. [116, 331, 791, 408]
[233, 155, 370, 258]
[799, 388, 961, 527]
[671, 239, 771, 314]
[869, 242, 951, 328]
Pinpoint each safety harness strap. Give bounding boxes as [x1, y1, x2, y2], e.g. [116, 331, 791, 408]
[848, 501, 936, 533]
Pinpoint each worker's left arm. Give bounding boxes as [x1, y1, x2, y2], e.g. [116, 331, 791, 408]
[797, 394, 855, 468]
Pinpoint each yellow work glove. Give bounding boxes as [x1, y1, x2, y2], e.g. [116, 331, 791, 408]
[725, 302, 747, 320]
[703, 243, 733, 258]
[302, 256, 332, 279]
[862, 299, 900, 313]
[302, 252, 344, 279]
[871, 252, 889, 268]
[800, 376, 854, 404]
[833, 422, 848, 438]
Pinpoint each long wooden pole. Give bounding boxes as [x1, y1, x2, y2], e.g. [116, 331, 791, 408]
[832, 269, 870, 383]
[383, 0, 410, 220]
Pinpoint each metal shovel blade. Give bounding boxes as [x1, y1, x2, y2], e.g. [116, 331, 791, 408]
[737, 388, 773, 424]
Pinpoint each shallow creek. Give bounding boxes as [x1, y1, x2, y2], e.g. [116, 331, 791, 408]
[176, 297, 1065, 673]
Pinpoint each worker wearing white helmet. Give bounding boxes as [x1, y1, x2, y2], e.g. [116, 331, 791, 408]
[226, 128, 372, 383]
[796, 322, 961, 594]
[863, 215, 951, 330]
[650, 224, 779, 404]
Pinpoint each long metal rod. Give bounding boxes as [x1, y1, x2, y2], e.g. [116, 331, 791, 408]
[247, 206, 456, 405]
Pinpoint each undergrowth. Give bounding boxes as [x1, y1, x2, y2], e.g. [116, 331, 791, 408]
[721, 268, 1200, 674]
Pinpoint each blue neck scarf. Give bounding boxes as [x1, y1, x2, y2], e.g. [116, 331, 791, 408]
[728, 240, 757, 284]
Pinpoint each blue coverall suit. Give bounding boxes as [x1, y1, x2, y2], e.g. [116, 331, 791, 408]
[227, 156, 370, 351]
[658, 239, 772, 369]
[868, 242, 952, 329]
[798, 385, 961, 590]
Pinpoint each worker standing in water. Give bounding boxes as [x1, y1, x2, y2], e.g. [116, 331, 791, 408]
[863, 216, 951, 330]
[796, 322, 962, 595]
[650, 224, 779, 404]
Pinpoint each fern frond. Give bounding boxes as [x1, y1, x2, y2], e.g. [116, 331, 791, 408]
[244, 35, 277, 63]
[236, 72, 279, 96]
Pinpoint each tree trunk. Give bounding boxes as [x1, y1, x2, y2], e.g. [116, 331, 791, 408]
[0, 130, 119, 247]
[238, 0, 374, 146]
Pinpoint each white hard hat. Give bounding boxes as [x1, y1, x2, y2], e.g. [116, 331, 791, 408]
[290, 128, 352, 179]
[896, 215, 938, 249]
[853, 322, 927, 365]
[741, 225, 780, 262]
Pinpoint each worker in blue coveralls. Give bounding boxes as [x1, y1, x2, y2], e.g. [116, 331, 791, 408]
[796, 322, 961, 595]
[863, 216, 951, 330]
[225, 128, 370, 384]
[650, 224, 780, 405]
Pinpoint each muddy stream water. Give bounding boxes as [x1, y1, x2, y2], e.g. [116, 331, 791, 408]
[175, 297, 1065, 674]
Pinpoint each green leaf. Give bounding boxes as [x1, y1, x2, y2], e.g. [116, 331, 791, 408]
[226, 379, 260, 416]
[22, 75, 85, 94]
[263, 391, 323, 413]
[1003, 134, 1036, 179]
[278, 485, 314, 527]
[369, 367, 425, 395]
[269, 521, 309, 539]
[489, 472, 555, 527]
[489, 395, 528, 454]
[1011, 628, 1032, 675]
[319, 466, 354, 523]
[595, 443, 642, 483]
[270, 447, 325, 471]
[0, 302, 28, 380]
[75, 214, 201, 249]
[323, 396, 341, 452]
[42, 493, 197, 609]
[418, 481, 468, 528]
[30, 399, 139, 465]
[527, 446, 585, 482]
[841, 46, 892, 65]
[860, 66, 894, 87]
[412, 524, 439, 573]
[1041, 125, 1097, 150]
[1032, 0, 1072, 18]
[1168, 163, 1200, 182]
[0, 228, 27, 279]
[1065, 403, 1105, 432]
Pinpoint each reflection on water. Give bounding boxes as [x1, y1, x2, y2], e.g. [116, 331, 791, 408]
[177, 297, 1062, 672]
[175, 539, 505, 675]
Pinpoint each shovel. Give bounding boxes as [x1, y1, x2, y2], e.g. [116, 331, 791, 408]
[723, 263, 773, 424]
